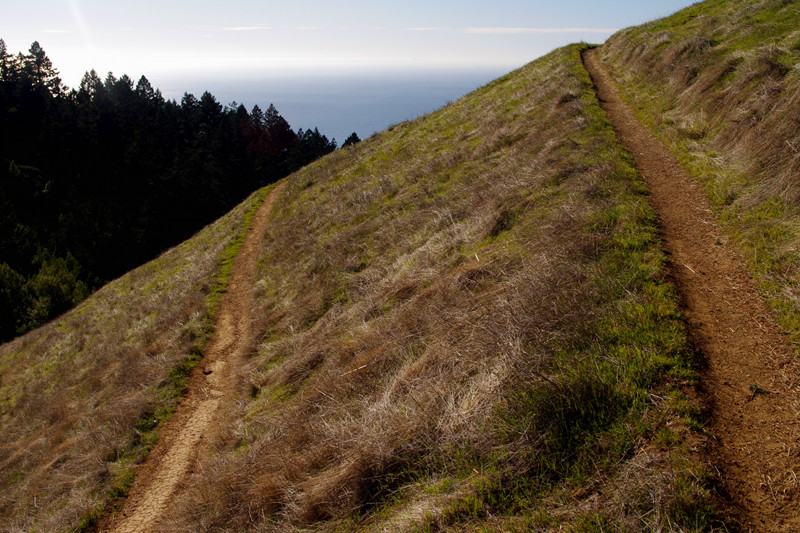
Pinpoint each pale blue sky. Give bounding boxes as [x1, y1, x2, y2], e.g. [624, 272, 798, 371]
[1, 0, 697, 88]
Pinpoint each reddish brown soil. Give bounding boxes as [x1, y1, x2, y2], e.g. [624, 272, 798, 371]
[583, 48, 800, 531]
[105, 182, 285, 533]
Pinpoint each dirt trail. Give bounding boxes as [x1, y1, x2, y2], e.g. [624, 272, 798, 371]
[584, 48, 800, 531]
[107, 182, 285, 533]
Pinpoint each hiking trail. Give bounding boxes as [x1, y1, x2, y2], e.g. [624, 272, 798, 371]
[106, 182, 285, 533]
[583, 48, 800, 531]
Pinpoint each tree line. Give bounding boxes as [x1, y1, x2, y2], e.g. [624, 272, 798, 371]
[0, 39, 355, 342]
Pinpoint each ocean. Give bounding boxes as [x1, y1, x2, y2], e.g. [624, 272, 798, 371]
[155, 68, 513, 145]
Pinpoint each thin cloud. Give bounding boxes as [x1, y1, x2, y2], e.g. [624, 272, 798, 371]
[223, 25, 272, 31]
[406, 27, 448, 32]
[44, 29, 72, 34]
[465, 27, 618, 34]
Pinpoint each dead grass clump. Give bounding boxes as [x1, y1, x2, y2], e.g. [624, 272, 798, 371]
[660, 36, 717, 70]
[684, 55, 745, 99]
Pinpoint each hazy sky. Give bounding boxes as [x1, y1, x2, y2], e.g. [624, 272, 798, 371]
[1, 0, 698, 88]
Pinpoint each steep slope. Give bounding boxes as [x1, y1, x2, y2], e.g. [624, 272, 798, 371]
[0, 186, 274, 532]
[128, 45, 712, 531]
[596, 0, 800, 527]
[585, 46, 800, 532]
[110, 182, 285, 532]
[601, 0, 800, 345]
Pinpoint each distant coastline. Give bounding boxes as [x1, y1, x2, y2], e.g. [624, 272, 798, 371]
[154, 68, 509, 144]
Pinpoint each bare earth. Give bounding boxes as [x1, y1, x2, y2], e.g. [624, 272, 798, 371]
[106, 183, 285, 533]
[584, 48, 800, 531]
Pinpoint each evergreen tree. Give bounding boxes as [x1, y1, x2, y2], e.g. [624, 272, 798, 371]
[343, 132, 361, 147]
[289, 128, 337, 168]
[0, 39, 16, 81]
[135, 75, 155, 100]
[103, 72, 117, 92]
[263, 103, 296, 154]
[199, 91, 222, 131]
[78, 69, 103, 99]
[23, 41, 61, 94]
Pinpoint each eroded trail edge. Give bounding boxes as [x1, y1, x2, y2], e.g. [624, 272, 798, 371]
[109, 183, 285, 533]
[583, 48, 800, 531]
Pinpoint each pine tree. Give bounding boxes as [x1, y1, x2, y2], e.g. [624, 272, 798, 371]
[135, 75, 156, 100]
[343, 132, 361, 147]
[79, 69, 100, 95]
[0, 39, 18, 81]
[23, 41, 61, 94]
[263, 103, 296, 154]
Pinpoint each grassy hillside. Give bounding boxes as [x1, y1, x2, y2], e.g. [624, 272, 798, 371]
[146, 44, 713, 531]
[0, 185, 273, 532]
[10, 9, 784, 527]
[601, 0, 800, 346]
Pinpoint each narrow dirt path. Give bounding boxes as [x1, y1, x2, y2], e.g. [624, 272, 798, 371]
[583, 48, 800, 531]
[107, 182, 285, 533]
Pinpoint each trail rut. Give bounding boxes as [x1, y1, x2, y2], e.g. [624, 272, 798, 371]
[107, 183, 285, 533]
[583, 48, 800, 531]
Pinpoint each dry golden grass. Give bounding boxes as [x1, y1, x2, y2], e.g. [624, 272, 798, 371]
[0, 190, 266, 532]
[159, 45, 710, 531]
